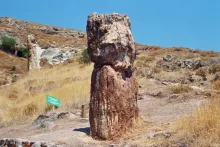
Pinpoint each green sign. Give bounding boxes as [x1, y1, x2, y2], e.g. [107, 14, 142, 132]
[46, 95, 61, 107]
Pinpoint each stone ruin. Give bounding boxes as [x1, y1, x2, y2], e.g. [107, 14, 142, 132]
[87, 13, 139, 140]
[27, 34, 44, 70]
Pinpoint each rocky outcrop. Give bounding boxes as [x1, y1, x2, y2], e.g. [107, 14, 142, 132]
[163, 55, 177, 62]
[33, 111, 77, 128]
[27, 34, 45, 70]
[175, 59, 201, 69]
[87, 13, 139, 140]
[0, 138, 56, 147]
[27, 34, 79, 70]
[41, 48, 77, 65]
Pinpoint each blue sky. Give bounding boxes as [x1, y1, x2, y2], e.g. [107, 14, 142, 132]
[0, 0, 219, 51]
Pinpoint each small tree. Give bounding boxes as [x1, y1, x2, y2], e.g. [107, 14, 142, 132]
[1, 36, 16, 52]
[21, 47, 28, 58]
[80, 49, 91, 64]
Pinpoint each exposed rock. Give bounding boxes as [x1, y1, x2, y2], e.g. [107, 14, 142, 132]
[33, 111, 77, 128]
[27, 34, 45, 70]
[147, 130, 174, 139]
[175, 59, 201, 69]
[87, 13, 136, 70]
[40, 48, 77, 65]
[163, 55, 177, 62]
[27, 35, 78, 69]
[87, 13, 139, 140]
[39, 26, 58, 35]
[0, 138, 56, 147]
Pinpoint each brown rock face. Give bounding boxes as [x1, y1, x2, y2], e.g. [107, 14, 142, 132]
[87, 13, 139, 140]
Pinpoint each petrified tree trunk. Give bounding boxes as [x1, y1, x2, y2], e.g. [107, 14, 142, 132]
[87, 13, 139, 140]
[27, 34, 41, 71]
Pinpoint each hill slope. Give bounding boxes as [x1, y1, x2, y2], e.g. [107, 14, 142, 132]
[0, 17, 87, 49]
[1, 17, 220, 146]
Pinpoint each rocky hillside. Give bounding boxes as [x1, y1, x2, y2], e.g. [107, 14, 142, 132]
[0, 17, 87, 49]
[1, 17, 220, 88]
[1, 17, 220, 146]
[0, 17, 88, 86]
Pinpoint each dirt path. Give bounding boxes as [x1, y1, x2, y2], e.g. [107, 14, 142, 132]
[0, 79, 207, 146]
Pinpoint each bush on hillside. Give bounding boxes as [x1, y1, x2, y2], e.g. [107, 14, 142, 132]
[0, 36, 16, 52]
[10, 65, 16, 72]
[21, 47, 28, 58]
[80, 49, 91, 64]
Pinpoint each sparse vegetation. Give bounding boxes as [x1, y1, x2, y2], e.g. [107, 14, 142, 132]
[195, 68, 206, 77]
[170, 85, 192, 94]
[80, 48, 91, 64]
[23, 103, 38, 116]
[213, 79, 220, 90]
[176, 98, 220, 146]
[0, 62, 92, 126]
[0, 36, 16, 53]
[1, 17, 220, 146]
[21, 47, 28, 58]
[10, 65, 16, 72]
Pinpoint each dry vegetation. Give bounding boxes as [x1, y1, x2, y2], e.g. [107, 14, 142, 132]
[1, 18, 220, 146]
[170, 85, 193, 94]
[30, 30, 86, 49]
[0, 61, 93, 126]
[176, 98, 220, 146]
[213, 78, 220, 90]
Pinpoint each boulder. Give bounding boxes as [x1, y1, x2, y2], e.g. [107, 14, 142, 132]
[163, 55, 177, 62]
[33, 111, 76, 128]
[87, 13, 139, 140]
[41, 48, 76, 65]
[176, 59, 201, 69]
[0, 138, 56, 147]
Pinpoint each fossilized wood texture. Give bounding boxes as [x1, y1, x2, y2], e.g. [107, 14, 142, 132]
[87, 13, 136, 69]
[89, 65, 139, 140]
[27, 34, 42, 70]
[87, 13, 139, 140]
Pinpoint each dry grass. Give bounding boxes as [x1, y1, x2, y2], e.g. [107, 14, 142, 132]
[170, 85, 192, 94]
[30, 30, 86, 49]
[176, 98, 220, 146]
[154, 71, 185, 82]
[0, 50, 27, 74]
[0, 62, 93, 126]
[195, 68, 207, 77]
[213, 79, 220, 90]
[134, 55, 156, 68]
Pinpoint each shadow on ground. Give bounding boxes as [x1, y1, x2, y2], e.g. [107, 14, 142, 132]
[73, 127, 90, 135]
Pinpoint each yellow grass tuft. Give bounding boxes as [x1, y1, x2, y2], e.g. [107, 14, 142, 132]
[170, 85, 192, 94]
[176, 98, 220, 146]
[213, 79, 220, 90]
[0, 62, 93, 126]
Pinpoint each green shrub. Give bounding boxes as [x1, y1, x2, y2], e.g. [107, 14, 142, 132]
[0, 36, 16, 52]
[80, 49, 91, 64]
[10, 65, 16, 72]
[21, 47, 28, 58]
